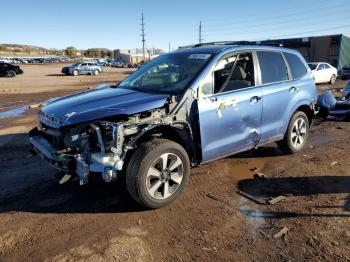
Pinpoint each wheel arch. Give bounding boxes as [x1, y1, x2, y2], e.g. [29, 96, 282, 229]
[285, 100, 315, 130]
[295, 104, 314, 127]
[127, 123, 200, 166]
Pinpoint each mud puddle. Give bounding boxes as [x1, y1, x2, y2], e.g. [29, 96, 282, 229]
[213, 158, 266, 182]
[0, 106, 28, 120]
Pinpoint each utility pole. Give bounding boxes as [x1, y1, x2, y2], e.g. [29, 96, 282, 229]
[199, 21, 203, 44]
[141, 12, 146, 62]
[168, 42, 171, 52]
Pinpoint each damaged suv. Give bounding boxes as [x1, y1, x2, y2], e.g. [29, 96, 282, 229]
[29, 44, 317, 208]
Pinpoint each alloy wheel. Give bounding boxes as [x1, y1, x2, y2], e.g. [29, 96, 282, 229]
[291, 117, 307, 149]
[146, 153, 184, 200]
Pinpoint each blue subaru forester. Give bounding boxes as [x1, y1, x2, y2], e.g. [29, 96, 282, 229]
[30, 44, 317, 208]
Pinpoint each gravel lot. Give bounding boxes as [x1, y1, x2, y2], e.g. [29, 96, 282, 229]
[0, 64, 350, 261]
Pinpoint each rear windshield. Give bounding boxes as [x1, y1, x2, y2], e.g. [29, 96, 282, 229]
[118, 53, 212, 94]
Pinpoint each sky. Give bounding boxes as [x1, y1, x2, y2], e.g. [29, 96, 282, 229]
[1, 0, 350, 51]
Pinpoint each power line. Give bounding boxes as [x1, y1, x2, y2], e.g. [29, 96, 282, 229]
[203, 24, 350, 43]
[141, 12, 146, 61]
[260, 24, 350, 40]
[204, 0, 346, 27]
[203, 13, 350, 38]
[204, 4, 349, 34]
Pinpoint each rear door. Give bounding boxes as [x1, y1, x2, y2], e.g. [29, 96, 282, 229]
[197, 51, 263, 162]
[315, 64, 325, 83]
[257, 50, 298, 144]
[322, 63, 333, 82]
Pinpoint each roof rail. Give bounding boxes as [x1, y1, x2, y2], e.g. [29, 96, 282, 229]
[193, 41, 238, 47]
[193, 41, 283, 48]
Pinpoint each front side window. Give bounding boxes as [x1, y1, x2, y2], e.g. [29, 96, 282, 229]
[257, 51, 289, 84]
[198, 52, 255, 96]
[308, 64, 317, 70]
[317, 64, 324, 70]
[119, 53, 212, 94]
[284, 52, 307, 80]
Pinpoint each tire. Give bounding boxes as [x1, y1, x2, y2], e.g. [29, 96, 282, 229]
[329, 74, 336, 84]
[278, 111, 309, 154]
[94, 69, 100, 76]
[6, 70, 16, 77]
[72, 70, 79, 76]
[126, 139, 190, 209]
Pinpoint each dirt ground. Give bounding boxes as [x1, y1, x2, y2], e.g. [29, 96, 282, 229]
[0, 64, 350, 261]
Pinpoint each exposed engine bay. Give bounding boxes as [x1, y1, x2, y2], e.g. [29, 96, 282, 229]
[29, 93, 197, 185]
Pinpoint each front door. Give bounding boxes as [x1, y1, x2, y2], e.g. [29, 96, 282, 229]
[80, 63, 87, 74]
[197, 51, 263, 162]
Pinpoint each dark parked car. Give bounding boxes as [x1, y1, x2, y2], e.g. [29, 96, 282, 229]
[29, 44, 317, 209]
[0, 62, 23, 77]
[340, 64, 350, 80]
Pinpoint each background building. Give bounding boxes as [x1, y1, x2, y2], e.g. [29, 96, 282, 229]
[234, 34, 350, 70]
[113, 49, 160, 64]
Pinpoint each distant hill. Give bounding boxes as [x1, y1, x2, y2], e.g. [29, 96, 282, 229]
[0, 44, 62, 57]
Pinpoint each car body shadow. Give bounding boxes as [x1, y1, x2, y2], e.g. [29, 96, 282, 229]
[0, 133, 146, 214]
[238, 176, 350, 218]
[46, 74, 67, 77]
[0, 175, 147, 214]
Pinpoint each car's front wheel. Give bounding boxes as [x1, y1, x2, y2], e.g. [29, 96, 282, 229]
[329, 74, 336, 84]
[72, 70, 79, 76]
[6, 70, 16, 77]
[278, 111, 309, 154]
[126, 139, 190, 209]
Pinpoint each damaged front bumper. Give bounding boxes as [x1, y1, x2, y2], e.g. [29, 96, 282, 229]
[29, 127, 124, 185]
[29, 132, 75, 172]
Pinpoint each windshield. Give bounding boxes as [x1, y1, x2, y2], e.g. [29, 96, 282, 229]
[71, 62, 81, 67]
[308, 63, 317, 70]
[118, 53, 212, 94]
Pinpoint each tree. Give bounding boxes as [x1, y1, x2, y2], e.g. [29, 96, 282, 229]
[65, 46, 77, 58]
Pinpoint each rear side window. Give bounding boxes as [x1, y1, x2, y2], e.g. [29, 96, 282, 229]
[257, 51, 289, 84]
[284, 52, 307, 80]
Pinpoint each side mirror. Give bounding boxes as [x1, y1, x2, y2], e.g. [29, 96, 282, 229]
[95, 83, 113, 90]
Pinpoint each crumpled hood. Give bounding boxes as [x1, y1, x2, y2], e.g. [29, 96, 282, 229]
[40, 87, 170, 127]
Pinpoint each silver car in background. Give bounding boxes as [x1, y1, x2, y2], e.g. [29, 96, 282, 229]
[61, 62, 103, 76]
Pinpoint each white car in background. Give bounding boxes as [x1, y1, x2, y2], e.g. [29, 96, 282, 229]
[308, 62, 338, 84]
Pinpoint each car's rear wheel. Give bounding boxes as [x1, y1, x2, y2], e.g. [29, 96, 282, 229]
[329, 74, 336, 84]
[126, 139, 190, 209]
[72, 70, 79, 76]
[6, 70, 16, 77]
[94, 69, 100, 76]
[278, 111, 309, 154]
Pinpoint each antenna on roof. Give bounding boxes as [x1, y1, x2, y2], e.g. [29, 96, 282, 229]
[198, 21, 203, 44]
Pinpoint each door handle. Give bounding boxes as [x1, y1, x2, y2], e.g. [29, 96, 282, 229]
[289, 86, 299, 93]
[209, 96, 218, 102]
[250, 96, 261, 104]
